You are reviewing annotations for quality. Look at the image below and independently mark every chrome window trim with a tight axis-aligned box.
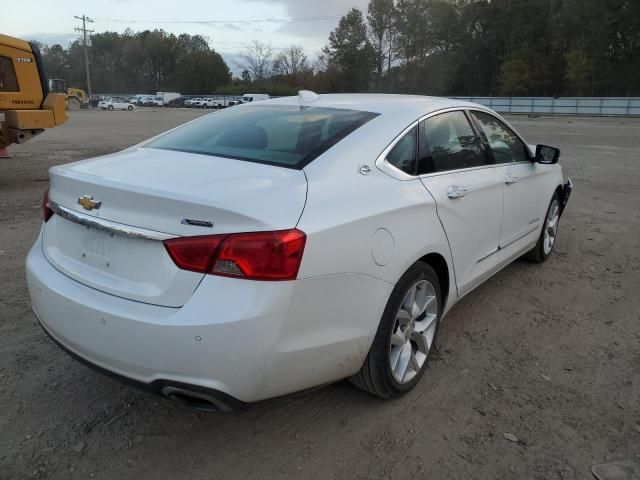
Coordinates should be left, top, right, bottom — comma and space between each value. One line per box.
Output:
376, 106, 534, 181
49, 201, 177, 241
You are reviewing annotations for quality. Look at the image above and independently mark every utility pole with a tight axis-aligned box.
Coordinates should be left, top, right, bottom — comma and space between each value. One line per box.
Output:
74, 15, 94, 98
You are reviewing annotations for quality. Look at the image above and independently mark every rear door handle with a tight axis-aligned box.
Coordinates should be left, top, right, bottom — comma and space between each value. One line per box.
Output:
505, 175, 520, 184
447, 186, 469, 199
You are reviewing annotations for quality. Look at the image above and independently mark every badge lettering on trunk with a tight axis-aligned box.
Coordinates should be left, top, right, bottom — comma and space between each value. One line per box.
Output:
181, 218, 213, 228
78, 195, 102, 211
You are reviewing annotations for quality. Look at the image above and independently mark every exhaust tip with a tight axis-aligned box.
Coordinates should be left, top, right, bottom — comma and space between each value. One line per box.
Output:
161, 386, 234, 413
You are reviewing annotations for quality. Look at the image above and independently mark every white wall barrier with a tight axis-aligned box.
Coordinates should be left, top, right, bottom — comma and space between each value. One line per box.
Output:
451, 96, 640, 116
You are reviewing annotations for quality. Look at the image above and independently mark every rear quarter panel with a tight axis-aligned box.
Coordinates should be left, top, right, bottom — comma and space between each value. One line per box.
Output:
297, 121, 457, 310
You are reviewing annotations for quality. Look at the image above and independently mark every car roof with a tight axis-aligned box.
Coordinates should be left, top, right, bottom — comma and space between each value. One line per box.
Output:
264, 93, 481, 117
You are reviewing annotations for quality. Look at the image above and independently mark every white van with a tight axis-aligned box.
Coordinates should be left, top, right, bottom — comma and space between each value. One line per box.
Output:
157, 92, 181, 104
240, 93, 270, 103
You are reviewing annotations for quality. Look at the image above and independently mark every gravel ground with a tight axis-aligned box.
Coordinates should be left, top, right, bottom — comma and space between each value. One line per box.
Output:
1, 109, 639, 480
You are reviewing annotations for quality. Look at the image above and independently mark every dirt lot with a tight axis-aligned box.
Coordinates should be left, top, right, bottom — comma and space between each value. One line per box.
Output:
1, 109, 639, 480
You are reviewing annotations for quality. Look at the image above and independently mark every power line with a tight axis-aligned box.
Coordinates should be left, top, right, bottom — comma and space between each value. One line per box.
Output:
74, 15, 94, 98
92, 14, 342, 25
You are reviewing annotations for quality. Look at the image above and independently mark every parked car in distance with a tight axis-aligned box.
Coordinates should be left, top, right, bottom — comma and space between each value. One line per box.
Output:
98, 97, 135, 111
142, 96, 163, 107
184, 97, 202, 108
239, 93, 270, 103
192, 98, 220, 109
165, 96, 189, 108
132, 94, 153, 106
192, 98, 208, 108
27, 93, 571, 412
203, 98, 224, 109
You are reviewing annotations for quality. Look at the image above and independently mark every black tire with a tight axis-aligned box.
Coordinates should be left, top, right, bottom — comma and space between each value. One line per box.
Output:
107, 105, 114, 111
127, 105, 133, 111
524, 192, 560, 263
350, 261, 441, 398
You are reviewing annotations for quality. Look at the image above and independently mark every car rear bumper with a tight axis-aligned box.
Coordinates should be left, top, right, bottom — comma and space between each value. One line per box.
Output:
36, 315, 246, 412
26, 230, 391, 405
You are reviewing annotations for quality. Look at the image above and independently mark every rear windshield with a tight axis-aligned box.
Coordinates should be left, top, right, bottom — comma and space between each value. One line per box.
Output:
147, 105, 379, 169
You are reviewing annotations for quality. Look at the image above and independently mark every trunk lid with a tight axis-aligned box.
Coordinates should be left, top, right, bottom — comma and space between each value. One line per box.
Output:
43, 147, 308, 307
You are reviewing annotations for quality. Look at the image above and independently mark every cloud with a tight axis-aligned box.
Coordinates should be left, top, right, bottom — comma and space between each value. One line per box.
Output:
242, 0, 370, 39
25, 33, 79, 47
219, 51, 246, 77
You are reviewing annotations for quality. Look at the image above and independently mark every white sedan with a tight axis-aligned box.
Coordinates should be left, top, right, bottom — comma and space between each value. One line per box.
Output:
98, 97, 135, 111
26, 93, 571, 411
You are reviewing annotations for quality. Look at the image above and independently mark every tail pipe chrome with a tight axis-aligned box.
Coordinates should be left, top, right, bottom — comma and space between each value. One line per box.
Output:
161, 386, 236, 413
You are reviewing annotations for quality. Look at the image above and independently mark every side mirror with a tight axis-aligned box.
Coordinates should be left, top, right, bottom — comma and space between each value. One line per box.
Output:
535, 144, 560, 164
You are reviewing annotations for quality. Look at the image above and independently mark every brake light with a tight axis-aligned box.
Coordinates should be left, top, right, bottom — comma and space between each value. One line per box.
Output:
164, 229, 306, 281
42, 188, 53, 222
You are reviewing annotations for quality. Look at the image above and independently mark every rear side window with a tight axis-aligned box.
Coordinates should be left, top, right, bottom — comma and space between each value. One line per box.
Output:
386, 126, 417, 174
471, 110, 529, 164
418, 111, 487, 174
148, 105, 378, 169
0, 56, 19, 92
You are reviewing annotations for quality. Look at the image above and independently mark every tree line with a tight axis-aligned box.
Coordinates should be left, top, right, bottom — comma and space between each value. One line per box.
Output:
38, 29, 231, 94
37, 0, 639, 97
320, 0, 640, 96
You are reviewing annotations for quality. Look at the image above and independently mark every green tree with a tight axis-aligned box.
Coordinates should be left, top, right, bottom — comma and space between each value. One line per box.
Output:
323, 8, 375, 92
367, 0, 396, 82
498, 55, 531, 96
41, 44, 69, 80
393, 0, 436, 92
564, 48, 592, 96
170, 33, 230, 94
241, 69, 251, 85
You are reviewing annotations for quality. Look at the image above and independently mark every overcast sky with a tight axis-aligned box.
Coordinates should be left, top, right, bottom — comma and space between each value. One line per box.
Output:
1, 0, 369, 74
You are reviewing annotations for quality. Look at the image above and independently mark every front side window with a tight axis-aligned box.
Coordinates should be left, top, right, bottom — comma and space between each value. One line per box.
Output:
148, 105, 378, 169
418, 111, 487, 174
471, 111, 529, 164
0, 56, 19, 92
386, 126, 417, 174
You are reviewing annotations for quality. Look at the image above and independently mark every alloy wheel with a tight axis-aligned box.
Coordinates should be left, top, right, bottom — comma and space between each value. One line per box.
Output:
543, 199, 560, 255
389, 280, 438, 384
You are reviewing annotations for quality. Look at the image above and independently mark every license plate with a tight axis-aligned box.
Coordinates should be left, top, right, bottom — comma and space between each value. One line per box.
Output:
80, 227, 120, 269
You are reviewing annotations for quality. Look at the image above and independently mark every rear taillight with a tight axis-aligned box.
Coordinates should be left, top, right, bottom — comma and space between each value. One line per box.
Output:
42, 188, 53, 222
163, 229, 306, 281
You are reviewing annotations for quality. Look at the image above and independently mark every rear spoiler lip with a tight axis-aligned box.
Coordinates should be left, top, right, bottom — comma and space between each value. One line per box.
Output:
28, 41, 50, 108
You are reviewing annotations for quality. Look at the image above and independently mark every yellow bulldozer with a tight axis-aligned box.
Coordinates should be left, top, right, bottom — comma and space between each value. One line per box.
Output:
49, 78, 89, 110
0, 33, 67, 150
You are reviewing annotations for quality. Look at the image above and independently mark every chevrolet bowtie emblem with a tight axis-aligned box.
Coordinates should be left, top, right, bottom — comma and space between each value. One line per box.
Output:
77, 195, 102, 211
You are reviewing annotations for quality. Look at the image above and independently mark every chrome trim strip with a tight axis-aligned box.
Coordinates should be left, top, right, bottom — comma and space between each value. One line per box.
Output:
376, 106, 468, 181
50, 201, 177, 241
476, 223, 540, 264
499, 224, 539, 250
375, 105, 535, 181
476, 247, 498, 263
466, 108, 534, 158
